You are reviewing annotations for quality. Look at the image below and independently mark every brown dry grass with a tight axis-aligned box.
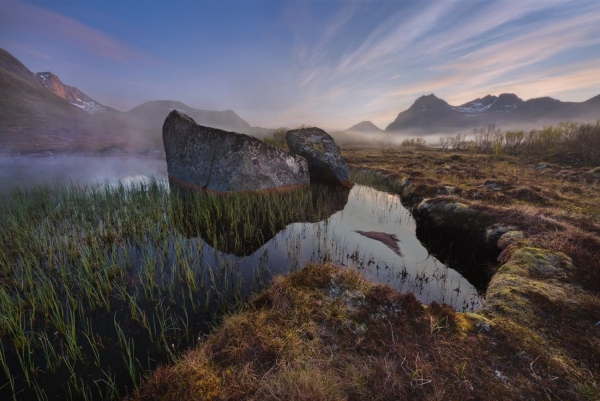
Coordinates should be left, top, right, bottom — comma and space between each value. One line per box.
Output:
132, 147, 600, 400
131, 263, 599, 400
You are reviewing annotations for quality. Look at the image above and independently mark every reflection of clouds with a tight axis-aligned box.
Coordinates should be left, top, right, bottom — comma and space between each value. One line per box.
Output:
152, 182, 482, 311
224, 184, 483, 312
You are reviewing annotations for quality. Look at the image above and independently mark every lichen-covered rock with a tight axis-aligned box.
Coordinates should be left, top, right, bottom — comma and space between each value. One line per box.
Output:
163, 111, 310, 193
285, 127, 352, 188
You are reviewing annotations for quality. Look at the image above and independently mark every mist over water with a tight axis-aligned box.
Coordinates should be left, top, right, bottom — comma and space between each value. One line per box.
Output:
0, 156, 168, 190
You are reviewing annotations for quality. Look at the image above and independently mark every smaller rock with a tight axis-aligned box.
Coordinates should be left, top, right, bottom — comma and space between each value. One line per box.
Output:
0, 148, 12, 157
497, 230, 524, 250
286, 127, 352, 187
438, 186, 456, 195
485, 224, 517, 245
532, 163, 551, 170
484, 180, 504, 191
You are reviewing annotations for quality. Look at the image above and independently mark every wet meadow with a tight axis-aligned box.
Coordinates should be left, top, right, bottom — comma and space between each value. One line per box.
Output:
0, 163, 482, 400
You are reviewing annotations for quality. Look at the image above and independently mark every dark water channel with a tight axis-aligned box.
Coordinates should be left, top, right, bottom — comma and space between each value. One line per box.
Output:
0, 156, 483, 400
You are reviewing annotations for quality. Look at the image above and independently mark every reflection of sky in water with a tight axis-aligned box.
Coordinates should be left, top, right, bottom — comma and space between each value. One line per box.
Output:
0, 157, 482, 310
197, 185, 483, 312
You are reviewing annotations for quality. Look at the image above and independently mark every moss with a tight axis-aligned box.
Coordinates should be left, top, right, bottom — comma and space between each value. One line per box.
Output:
456, 312, 494, 335
312, 142, 326, 153
495, 247, 572, 279
485, 247, 577, 326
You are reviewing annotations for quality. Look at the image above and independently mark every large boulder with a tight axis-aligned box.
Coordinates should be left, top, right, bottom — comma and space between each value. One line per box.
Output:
285, 127, 352, 188
163, 111, 310, 193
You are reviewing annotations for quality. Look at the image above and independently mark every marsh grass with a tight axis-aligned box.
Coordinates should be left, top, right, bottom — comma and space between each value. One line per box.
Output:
0, 180, 347, 400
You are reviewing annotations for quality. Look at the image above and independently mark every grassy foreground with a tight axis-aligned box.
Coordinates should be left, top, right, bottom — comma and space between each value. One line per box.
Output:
132, 147, 600, 400
0, 180, 353, 399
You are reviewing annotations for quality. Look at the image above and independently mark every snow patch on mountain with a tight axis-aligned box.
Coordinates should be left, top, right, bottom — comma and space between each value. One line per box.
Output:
454, 99, 497, 113
71, 101, 106, 115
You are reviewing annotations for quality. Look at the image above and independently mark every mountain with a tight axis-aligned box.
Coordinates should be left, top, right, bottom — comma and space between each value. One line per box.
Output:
0, 48, 44, 87
345, 121, 383, 133
0, 49, 139, 153
126, 100, 252, 135
386, 93, 600, 133
35, 72, 111, 115
0, 48, 265, 154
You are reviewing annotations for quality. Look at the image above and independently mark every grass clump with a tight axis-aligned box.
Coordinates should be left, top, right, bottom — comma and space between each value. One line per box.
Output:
132, 262, 599, 400
130, 264, 473, 400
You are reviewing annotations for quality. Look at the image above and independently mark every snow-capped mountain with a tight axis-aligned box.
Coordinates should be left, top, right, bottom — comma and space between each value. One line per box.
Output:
36, 72, 107, 115
386, 93, 600, 133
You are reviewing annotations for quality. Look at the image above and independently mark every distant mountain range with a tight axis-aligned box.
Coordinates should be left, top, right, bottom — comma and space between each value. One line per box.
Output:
1, 48, 599, 153
384, 93, 600, 134
0, 48, 272, 154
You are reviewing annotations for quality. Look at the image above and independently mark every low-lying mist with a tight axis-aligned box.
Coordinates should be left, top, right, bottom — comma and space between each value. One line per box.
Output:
0, 155, 168, 190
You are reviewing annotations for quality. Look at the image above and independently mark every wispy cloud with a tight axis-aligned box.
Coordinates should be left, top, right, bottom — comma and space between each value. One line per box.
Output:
287, 0, 600, 128
0, 1, 149, 63
19, 47, 53, 60
336, 1, 456, 75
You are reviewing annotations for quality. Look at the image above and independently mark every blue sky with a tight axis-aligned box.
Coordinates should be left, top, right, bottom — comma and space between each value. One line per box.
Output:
1, 0, 600, 130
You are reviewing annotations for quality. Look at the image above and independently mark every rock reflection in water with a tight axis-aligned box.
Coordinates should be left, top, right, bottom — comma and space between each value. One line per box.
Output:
172, 183, 350, 256
177, 184, 483, 311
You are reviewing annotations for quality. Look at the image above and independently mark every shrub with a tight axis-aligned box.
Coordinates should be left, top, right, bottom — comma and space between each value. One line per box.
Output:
264, 128, 289, 151
400, 137, 427, 149
436, 121, 600, 164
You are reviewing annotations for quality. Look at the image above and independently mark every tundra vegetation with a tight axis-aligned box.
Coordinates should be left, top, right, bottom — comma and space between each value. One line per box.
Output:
133, 121, 600, 400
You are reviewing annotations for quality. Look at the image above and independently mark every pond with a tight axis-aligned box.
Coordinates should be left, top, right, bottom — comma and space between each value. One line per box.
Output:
0, 156, 483, 400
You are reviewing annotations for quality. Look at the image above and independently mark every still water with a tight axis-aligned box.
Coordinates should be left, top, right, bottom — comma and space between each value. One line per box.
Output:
0, 156, 482, 399
0, 155, 481, 309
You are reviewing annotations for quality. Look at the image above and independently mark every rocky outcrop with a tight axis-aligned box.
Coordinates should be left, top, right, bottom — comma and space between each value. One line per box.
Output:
285, 127, 352, 188
163, 111, 310, 194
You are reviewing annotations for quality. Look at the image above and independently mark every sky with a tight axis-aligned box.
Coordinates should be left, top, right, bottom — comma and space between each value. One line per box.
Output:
1, 0, 600, 131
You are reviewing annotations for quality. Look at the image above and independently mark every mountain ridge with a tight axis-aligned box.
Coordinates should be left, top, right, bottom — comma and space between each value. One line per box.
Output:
35, 71, 111, 115
385, 92, 599, 133
0, 48, 271, 153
